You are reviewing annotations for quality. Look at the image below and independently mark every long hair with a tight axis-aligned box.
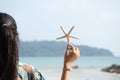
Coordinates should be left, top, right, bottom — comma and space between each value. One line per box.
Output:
0, 12, 19, 80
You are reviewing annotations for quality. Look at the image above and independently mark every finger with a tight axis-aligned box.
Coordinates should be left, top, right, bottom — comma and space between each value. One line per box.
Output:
68, 43, 74, 50
65, 45, 70, 55
65, 49, 70, 56
75, 47, 80, 52
68, 44, 78, 54
67, 44, 71, 50
70, 44, 76, 52
75, 47, 78, 51
75, 47, 80, 57
75, 47, 80, 53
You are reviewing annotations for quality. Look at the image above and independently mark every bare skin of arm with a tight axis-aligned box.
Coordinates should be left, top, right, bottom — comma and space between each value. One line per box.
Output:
61, 44, 80, 80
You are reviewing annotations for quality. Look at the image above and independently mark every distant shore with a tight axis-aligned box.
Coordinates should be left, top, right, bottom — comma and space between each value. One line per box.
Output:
19, 40, 113, 57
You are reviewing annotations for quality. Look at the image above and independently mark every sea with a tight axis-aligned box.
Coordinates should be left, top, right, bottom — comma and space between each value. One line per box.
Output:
20, 57, 120, 80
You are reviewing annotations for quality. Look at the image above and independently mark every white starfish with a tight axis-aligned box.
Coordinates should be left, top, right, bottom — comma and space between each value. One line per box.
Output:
56, 26, 79, 44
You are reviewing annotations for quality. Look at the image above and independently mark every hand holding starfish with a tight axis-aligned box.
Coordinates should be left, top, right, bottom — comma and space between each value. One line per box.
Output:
59, 26, 80, 80
56, 26, 79, 44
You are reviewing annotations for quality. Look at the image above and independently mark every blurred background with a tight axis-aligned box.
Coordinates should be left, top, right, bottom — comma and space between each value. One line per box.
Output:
0, 0, 120, 80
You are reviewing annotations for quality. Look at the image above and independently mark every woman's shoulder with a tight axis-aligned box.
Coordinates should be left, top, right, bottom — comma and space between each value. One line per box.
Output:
18, 62, 45, 80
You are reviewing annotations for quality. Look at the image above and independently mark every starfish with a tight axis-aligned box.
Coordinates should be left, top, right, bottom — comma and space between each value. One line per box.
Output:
56, 26, 79, 44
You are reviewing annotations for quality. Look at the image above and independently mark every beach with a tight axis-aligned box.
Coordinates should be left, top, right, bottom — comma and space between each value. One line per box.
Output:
20, 57, 120, 80
40, 68, 120, 80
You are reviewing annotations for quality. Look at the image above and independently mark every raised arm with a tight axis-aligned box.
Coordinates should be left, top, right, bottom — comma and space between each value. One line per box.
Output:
61, 44, 80, 80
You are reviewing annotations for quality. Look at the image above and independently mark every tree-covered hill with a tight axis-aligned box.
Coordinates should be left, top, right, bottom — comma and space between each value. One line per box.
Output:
19, 40, 113, 57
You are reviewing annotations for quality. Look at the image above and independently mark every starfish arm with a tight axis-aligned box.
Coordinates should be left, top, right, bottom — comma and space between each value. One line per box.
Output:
60, 26, 67, 35
69, 36, 79, 40
67, 37, 70, 44
68, 26, 74, 35
56, 35, 66, 40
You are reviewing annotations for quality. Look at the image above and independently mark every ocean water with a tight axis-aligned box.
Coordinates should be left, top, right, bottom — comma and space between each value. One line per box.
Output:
20, 57, 120, 80
20, 56, 120, 69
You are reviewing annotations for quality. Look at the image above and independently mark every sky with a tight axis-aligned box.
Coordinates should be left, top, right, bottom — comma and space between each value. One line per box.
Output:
0, 0, 120, 56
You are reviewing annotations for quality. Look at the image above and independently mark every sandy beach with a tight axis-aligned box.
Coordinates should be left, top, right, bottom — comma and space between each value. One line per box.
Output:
40, 68, 120, 80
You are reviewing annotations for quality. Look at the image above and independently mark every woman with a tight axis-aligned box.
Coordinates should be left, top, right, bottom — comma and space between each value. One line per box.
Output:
0, 12, 80, 80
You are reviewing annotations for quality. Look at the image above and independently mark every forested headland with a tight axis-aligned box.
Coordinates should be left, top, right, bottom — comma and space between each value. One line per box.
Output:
19, 40, 113, 57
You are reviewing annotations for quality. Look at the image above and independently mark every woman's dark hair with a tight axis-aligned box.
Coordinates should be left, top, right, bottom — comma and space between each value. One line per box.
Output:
0, 12, 19, 80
